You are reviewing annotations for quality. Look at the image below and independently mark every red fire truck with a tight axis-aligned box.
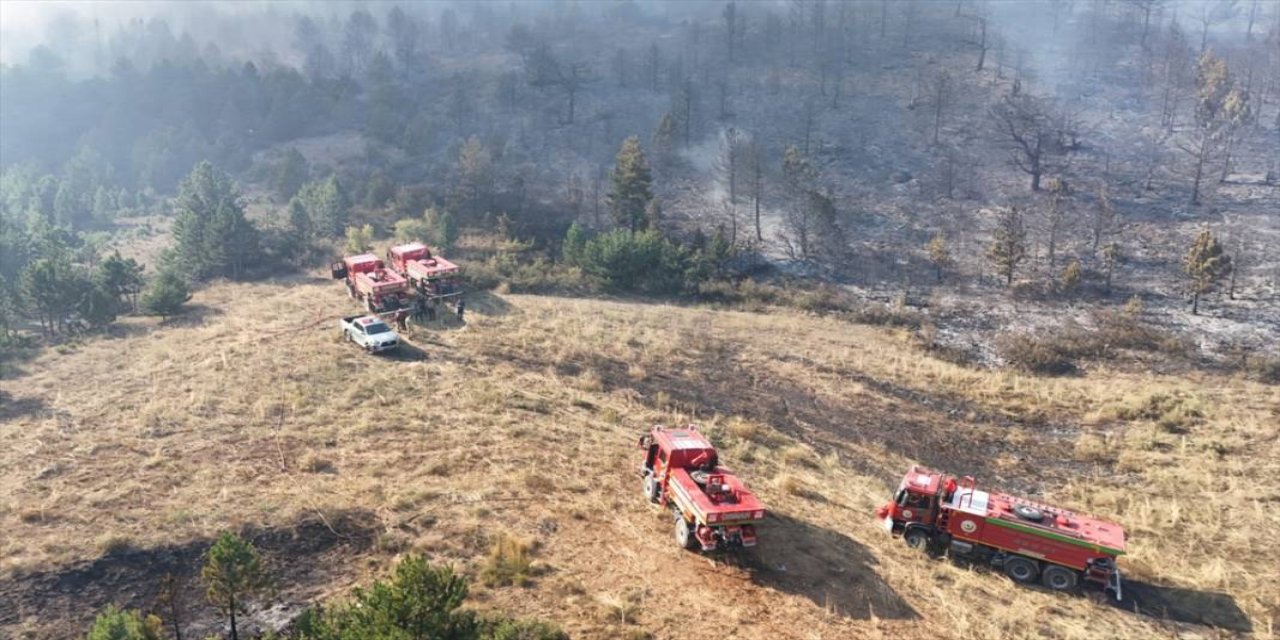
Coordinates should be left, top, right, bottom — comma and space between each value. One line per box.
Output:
330, 254, 412, 312
877, 466, 1125, 599
638, 426, 767, 551
385, 242, 462, 300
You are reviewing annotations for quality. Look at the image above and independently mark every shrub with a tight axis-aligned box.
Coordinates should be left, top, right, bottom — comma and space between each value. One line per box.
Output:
481, 534, 535, 587
481, 618, 569, 640
578, 230, 689, 294
85, 606, 164, 640
998, 334, 1077, 376
296, 555, 475, 639
1250, 357, 1280, 383
140, 269, 191, 320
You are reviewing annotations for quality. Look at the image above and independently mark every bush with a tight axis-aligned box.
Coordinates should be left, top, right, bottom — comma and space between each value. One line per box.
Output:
998, 334, 1077, 375
481, 534, 536, 587
1250, 357, 1280, 383
140, 269, 191, 320
481, 618, 569, 640
86, 606, 164, 640
578, 230, 689, 294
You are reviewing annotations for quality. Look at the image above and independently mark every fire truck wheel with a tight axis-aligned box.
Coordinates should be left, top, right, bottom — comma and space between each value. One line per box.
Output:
1004, 556, 1040, 583
1041, 565, 1078, 591
643, 474, 660, 503
675, 515, 697, 550
903, 528, 930, 550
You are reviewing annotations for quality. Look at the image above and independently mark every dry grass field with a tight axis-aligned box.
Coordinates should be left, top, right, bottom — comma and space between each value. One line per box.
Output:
1, 276, 1276, 639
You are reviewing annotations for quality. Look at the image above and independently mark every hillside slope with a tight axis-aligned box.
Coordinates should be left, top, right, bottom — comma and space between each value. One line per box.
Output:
1, 278, 1276, 639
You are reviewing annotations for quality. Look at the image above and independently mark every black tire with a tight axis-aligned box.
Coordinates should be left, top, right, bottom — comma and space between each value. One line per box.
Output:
1013, 505, 1044, 522
1004, 556, 1040, 583
675, 515, 698, 550
1041, 564, 1079, 591
643, 473, 660, 503
903, 527, 930, 550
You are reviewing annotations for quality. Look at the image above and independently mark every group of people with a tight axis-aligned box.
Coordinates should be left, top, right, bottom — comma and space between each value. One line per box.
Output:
391, 295, 465, 331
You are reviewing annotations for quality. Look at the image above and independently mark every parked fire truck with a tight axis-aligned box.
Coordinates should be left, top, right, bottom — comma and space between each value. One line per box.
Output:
330, 254, 412, 312
638, 426, 766, 551
877, 466, 1125, 599
385, 242, 462, 300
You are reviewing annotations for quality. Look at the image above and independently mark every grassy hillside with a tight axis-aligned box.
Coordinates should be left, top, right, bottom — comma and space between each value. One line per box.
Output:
1, 277, 1276, 639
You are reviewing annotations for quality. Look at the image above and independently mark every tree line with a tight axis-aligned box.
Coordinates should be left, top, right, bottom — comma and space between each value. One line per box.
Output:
84, 531, 565, 640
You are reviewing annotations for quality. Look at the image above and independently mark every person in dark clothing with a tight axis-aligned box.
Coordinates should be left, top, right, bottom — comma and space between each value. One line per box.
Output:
455, 299, 465, 321
413, 296, 427, 323
426, 298, 437, 321
394, 309, 409, 331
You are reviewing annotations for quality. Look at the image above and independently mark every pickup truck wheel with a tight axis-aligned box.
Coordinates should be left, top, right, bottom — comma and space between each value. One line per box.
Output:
643, 474, 660, 503
675, 515, 697, 550
1041, 565, 1078, 591
1004, 556, 1040, 583
903, 527, 930, 551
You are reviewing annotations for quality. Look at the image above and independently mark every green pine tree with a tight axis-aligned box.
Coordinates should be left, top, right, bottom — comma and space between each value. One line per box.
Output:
987, 206, 1028, 287
1183, 229, 1231, 314
202, 532, 272, 640
607, 137, 654, 232
172, 161, 260, 280
562, 222, 588, 266
140, 269, 191, 321
85, 606, 164, 640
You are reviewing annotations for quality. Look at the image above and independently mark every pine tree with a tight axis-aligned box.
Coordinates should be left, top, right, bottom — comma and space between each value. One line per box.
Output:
272, 148, 309, 201
607, 137, 654, 232
202, 532, 272, 640
987, 206, 1028, 287
296, 176, 349, 237
85, 606, 164, 640
562, 222, 588, 266
141, 269, 191, 321
651, 112, 679, 170
1183, 228, 1231, 314
1061, 258, 1082, 293
1101, 241, 1120, 295
927, 231, 952, 282
172, 161, 260, 280
344, 224, 375, 255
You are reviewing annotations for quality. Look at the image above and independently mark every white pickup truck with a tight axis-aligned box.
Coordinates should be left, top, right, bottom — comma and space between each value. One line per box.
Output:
340, 315, 400, 353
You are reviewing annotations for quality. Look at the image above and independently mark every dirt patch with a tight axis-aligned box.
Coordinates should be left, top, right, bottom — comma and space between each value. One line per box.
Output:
0, 510, 379, 640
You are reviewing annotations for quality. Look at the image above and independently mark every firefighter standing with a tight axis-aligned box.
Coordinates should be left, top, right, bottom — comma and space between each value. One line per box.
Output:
394, 308, 409, 332
455, 299, 465, 321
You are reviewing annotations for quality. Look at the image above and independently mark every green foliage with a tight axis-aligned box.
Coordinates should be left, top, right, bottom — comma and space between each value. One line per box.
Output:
424, 208, 459, 252
85, 606, 164, 640
295, 555, 564, 640
96, 251, 145, 312
1183, 229, 1231, 314
296, 555, 475, 640
578, 230, 688, 294
296, 176, 350, 237
202, 532, 272, 640
987, 206, 1028, 286
171, 161, 261, 280
480, 534, 535, 587
480, 619, 568, 640
272, 148, 310, 201
141, 269, 191, 320
394, 217, 434, 244
607, 137, 654, 232
344, 224, 375, 255
561, 222, 587, 266
927, 231, 951, 282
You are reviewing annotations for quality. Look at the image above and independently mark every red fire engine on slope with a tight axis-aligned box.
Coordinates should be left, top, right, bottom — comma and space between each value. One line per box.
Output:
638, 426, 767, 551
385, 242, 463, 300
330, 254, 412, 313
877, 466, 1126, 599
